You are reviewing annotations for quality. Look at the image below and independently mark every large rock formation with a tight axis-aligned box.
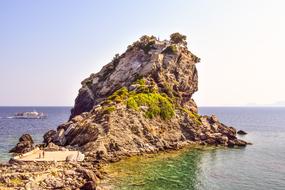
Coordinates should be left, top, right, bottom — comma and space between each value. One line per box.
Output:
45, 33, 249, 162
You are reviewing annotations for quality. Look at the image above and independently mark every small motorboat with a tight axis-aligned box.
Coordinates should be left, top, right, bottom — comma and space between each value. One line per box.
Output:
13, 111, 47, 119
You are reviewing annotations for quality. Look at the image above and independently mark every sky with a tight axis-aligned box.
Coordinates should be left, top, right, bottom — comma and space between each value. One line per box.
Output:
0, 0, 285, 106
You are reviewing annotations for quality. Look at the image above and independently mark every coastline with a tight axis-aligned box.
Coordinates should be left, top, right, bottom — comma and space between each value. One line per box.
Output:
0, 142, 241, 189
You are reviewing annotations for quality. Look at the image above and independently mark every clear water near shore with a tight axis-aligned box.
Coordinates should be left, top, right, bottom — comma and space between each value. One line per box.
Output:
101, 107, 285, 190
0, 107, 285, 190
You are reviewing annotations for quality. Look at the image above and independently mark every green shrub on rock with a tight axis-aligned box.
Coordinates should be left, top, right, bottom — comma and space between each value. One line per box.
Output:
127, 93, 174, 120
126, 97, 139, 110
129, 35, 157, 54
102, 106, 116, 114
170, 32, 187, 45
162, 45, 178, 54
135, 78, 146, 86
180, 108, 202, 125
105, 79, 175, 120
10, 178, 23, 186
141, 40, 156, 54
108, 87, 129, 103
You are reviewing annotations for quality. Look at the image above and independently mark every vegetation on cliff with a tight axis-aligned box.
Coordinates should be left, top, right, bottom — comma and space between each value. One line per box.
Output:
126, 93, 174, 120
103, 79, 175, 120
170, 32, 187, 45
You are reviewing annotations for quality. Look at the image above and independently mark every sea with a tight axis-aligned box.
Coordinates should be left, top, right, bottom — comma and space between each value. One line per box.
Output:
0, 107, 71, 162
0, 107, 285, 190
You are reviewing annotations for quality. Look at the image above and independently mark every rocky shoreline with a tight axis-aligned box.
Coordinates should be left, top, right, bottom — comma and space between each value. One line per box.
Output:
0, 160, 103, 189
0, 33, 250, 190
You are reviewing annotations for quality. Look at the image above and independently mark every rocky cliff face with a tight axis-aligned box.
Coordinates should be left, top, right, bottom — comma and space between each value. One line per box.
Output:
45, 33, 248, 162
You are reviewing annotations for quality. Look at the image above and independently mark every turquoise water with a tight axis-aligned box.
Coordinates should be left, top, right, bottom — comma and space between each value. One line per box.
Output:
102, 107, 285, 190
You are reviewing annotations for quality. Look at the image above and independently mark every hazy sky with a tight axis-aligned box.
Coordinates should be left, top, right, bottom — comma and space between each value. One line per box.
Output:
0, 0, 285, 106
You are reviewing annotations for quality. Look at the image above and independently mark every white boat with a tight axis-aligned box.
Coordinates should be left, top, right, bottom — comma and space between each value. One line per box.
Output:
13, 111, 47, 119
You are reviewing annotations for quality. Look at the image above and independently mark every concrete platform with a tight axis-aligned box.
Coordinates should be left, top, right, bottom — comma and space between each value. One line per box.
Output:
13, 148, 84, 162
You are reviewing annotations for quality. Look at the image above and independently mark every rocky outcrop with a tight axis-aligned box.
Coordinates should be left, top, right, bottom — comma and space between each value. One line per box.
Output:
9, 134, 34, 154
45, 33, 249, 164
